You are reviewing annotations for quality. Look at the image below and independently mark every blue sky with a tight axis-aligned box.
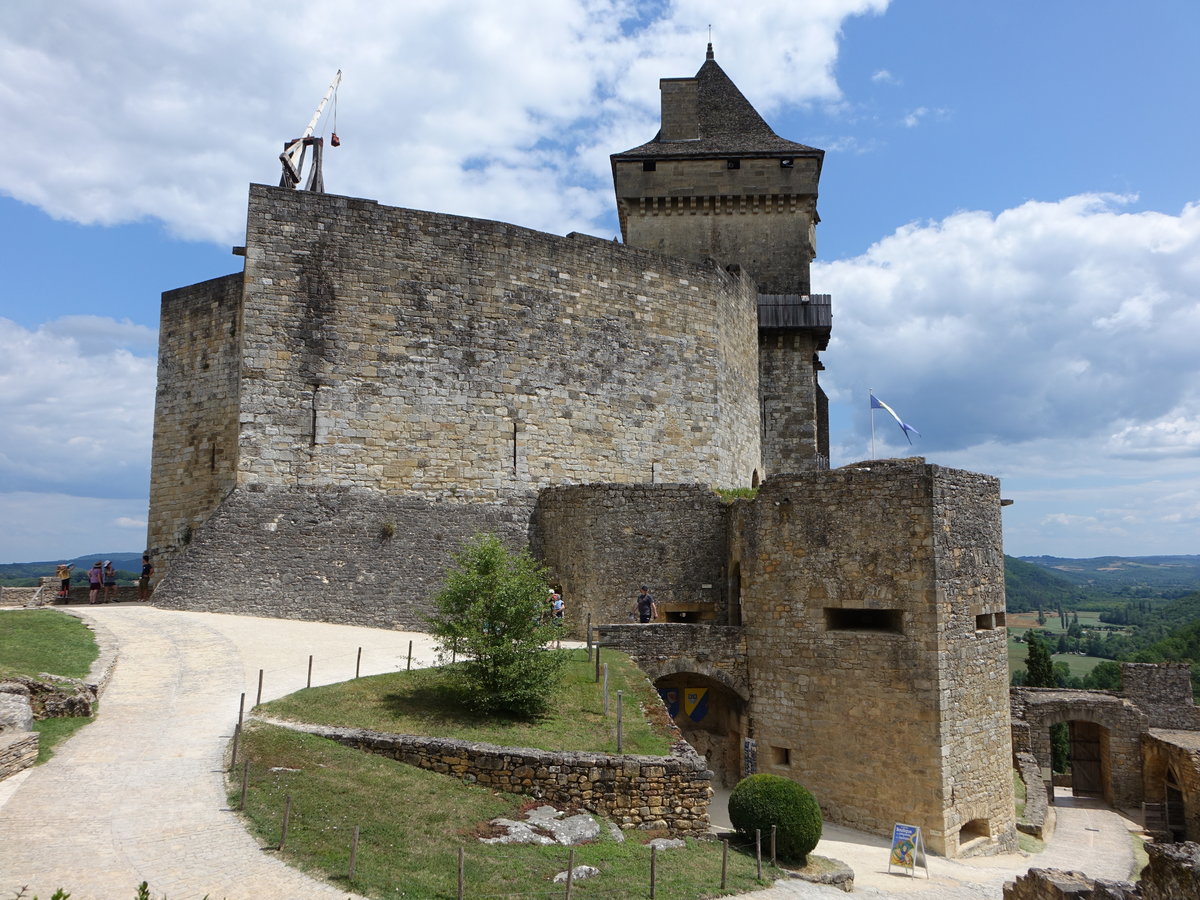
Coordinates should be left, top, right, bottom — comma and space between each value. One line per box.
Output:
2, 0, 1198, 563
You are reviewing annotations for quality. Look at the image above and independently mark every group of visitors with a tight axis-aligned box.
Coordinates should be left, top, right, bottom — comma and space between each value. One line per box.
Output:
56, 555, 154, 604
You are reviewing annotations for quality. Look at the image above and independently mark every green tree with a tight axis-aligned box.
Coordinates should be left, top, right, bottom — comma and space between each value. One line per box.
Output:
1025, 634, 1056, 688
426, 533, 565, 718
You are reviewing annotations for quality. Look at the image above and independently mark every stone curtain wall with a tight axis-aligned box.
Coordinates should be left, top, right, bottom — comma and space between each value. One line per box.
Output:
596, 624, 750, 701
235, 185, 762, 497
148, 273, 244, 570
152, 486, 536, 628
276, 722, 713, 836
732, 460, 1014, 857
1003, 842, 1200, 900
533, 484, 732, 628
1122, 663, 1200, 730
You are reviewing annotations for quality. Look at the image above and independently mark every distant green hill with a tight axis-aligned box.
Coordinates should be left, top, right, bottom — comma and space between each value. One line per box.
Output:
1004, 557, 1083, 612
1019, 555, 1200, 598
0, 552, 144, 587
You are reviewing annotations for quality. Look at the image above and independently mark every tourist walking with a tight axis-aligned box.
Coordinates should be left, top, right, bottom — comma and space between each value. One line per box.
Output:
550, 589, 564, 648
636, 585, 656, 623
87, 561, 104, 604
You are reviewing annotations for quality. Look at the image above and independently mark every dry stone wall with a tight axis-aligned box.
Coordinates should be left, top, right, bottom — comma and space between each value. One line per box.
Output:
272, 721, 713, 836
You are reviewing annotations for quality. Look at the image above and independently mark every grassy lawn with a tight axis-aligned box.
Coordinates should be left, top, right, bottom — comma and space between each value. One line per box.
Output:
0, 609, 98, 680
258, 648, 673, 756
0, 608, 99, 762
233, 721, 767, 899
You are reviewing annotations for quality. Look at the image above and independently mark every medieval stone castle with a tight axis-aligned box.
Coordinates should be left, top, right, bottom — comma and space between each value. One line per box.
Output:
149, 46, 1020, 857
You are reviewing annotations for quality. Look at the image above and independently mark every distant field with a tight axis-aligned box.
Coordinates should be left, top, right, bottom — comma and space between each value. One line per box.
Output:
1007, 632, 1107, 678
1007, 611, 1115, 634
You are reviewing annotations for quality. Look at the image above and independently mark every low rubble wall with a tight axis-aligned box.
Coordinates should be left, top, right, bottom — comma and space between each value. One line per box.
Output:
260, 719, 713, 836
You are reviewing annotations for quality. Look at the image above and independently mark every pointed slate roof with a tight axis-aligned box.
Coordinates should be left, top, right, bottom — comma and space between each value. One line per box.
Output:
612, 47, 823, 160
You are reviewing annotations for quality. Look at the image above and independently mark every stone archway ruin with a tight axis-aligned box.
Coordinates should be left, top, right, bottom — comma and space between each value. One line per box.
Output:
653, 672, 748, 788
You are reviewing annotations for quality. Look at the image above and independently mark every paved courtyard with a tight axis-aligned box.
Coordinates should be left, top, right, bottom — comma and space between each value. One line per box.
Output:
0, 606, 1145, 899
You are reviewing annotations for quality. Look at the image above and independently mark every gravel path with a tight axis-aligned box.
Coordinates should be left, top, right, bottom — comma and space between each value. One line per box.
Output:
0, 605, 440, 900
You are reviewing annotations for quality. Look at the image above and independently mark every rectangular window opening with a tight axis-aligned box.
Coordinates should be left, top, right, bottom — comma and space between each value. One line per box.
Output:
780, 158, 794, 168
642, 160, 657, 172
824, 607, 903, 634
771, 746, 791, 767
726, 158, 741, 169
975, 613, 995, 631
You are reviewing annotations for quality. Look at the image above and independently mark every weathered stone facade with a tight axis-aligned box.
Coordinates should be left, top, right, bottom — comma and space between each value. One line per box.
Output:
533, 484, 732, 629
268, 720, 713, 836
151, 186, 763, 609
730, 460, 1015, 857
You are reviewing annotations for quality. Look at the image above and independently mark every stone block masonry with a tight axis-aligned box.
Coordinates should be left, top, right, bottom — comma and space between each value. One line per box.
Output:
151, 185, 765, 624
731, 460, 1015, 856
235, 185, 761, 499
533, 483, 732, 630
148, 273, 243, 578
153, 485, 537, 629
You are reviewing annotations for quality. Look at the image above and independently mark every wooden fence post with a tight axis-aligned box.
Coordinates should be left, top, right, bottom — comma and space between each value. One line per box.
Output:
458, 846, 465, 900
650, 844, 657, 899
616, 690, 623, 753
348, 825, 360, 880
279, 794, 292, 851
256, 668, 264, 706
307, 654, 313, 689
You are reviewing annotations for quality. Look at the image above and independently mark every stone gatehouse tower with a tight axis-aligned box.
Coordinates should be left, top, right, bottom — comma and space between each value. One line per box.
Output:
148, 48, 1014, 856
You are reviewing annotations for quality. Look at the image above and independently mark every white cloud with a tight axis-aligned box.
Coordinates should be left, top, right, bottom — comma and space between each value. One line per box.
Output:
0, 492, 151, 563
818, 194, 1200, 556
0, 317, 155, 499
871, 69, 897, 84
1, 0, 889, 244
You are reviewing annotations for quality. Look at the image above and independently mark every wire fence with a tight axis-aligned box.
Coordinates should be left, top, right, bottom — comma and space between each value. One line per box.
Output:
250, 789, 774, 900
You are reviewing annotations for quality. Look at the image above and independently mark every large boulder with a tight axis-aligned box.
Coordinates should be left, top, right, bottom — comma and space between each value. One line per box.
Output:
0, 683, 34, 733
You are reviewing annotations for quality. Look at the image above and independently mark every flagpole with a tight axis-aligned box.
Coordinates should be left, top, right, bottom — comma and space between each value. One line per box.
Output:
869, 388, 876, 459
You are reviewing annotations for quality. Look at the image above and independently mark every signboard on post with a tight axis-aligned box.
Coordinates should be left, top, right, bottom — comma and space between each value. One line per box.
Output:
887, 823, 928, 877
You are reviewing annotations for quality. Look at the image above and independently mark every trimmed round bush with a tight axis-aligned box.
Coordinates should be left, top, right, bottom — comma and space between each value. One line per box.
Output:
727, 774, 823, 865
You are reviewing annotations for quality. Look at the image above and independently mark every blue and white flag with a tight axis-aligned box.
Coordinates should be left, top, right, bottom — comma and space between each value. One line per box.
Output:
870, 393, 920, 444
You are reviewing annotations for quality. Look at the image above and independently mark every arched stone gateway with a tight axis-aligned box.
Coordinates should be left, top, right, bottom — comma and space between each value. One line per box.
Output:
1010, 664, 1200, 832
653, 672, 749, 788
1010, 688, 1146, 809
